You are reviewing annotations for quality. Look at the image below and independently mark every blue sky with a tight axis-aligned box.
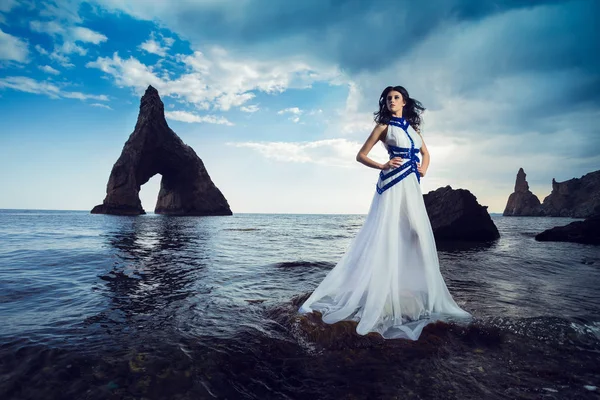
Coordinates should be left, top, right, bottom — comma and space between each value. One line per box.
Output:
0, 0, 598, 214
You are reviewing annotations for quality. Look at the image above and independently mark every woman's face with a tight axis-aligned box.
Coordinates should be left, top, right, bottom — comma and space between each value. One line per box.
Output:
386, 90, 405, 113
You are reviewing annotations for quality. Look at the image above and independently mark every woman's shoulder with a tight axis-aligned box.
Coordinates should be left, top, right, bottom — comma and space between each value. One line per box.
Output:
370, 123, 389, 142
408, 123, 422, 136
372, 122, 389, 133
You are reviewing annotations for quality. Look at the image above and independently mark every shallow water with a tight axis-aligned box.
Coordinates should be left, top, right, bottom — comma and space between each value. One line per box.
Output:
0, 210, 599, 399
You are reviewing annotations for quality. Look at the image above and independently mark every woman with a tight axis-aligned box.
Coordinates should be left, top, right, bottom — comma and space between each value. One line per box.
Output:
299, 86, 470, 340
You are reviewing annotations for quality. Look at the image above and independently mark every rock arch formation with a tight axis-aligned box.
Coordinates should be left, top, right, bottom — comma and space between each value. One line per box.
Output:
91, 86, 232, 216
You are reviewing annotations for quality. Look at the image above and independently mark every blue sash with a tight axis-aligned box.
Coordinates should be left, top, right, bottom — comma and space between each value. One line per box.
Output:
376, 118, 420, 194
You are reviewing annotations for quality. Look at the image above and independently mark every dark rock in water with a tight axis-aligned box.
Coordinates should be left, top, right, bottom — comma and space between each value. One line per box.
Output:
91, 86, 232, 216
423, 186, 500, 241
535, 214, 600, 245
503, 168, 543, 216
540, 170, 600, 218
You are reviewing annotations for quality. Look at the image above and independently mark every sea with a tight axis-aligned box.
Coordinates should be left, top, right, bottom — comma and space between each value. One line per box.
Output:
0, 209, 599, 400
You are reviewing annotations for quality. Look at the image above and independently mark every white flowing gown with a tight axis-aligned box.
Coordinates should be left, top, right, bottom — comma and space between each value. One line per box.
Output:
299, 116, 470, 340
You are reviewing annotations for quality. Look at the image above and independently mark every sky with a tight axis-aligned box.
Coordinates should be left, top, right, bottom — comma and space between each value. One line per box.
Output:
0, 0, 598, 214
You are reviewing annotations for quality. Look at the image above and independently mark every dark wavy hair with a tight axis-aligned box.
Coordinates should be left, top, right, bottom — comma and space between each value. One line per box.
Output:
374, 86, 425, 132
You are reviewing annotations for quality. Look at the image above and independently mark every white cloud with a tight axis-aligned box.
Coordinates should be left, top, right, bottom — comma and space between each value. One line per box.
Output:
240, 104, 259, 113
87, 48, 342, 111
214, 91, 255, 111
278, 107, 303, 115
165, 110, 234, 125
70, 26, 107, 44
336, 82, 375, 135
0, 76, 108, 101
49, 50, 75, 68
278, 107, 304, 123
35, 44, 49, 55
138, 32, 172, 57
90, 102, 112, 109
86, 52, 162, 87
162, 36, 175, 47
229, 138, 387, 168
30, 21, 108, 45
29, 20, 107, 67
39, 65, 60, 75
0, 0, 19, 13
38, 0, 83, 24
0, 28, 29, 63
139, 38, 167, 57
58, 40, 87, 56
0, 0, 18, 25
62, 91, 108, 101
29, 20, 66, 36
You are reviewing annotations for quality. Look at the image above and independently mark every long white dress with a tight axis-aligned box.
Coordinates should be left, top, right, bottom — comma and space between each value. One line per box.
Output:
299, 116, 470, 340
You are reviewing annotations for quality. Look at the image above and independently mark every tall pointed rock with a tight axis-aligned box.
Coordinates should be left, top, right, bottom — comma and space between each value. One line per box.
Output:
91, 86, 232, 216
503, 168, 542, 216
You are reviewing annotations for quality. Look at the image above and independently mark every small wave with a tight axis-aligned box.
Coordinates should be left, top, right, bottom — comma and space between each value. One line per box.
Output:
223, 228, 260, 231
520, 232, 538, 238
570, 320, 600, 343
98, 270, 139, 282
274, 261, 334, 269
482, 315, 600, 348
311, 234, 350, 240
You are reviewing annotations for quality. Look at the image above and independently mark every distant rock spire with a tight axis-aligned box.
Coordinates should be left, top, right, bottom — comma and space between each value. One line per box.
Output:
514, 167, 529, 192
503, 168, 542, 216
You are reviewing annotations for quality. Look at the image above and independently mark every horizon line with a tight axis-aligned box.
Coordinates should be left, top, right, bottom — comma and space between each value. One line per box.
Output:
0, 208, 506, 215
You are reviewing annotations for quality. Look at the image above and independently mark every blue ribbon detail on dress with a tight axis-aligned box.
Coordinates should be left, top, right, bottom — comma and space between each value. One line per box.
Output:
376, 117, 421, 194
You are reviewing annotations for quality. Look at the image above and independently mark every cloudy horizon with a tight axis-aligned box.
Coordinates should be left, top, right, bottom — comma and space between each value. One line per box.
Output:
1, 0, 598, 214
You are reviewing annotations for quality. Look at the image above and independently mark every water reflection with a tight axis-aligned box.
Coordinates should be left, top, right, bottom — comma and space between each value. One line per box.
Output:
435, 240, 498, 253
88, 216, 211, 337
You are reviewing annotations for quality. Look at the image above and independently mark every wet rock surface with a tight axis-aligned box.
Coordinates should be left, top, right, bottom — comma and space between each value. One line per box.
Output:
424, 186, 500, 241
536, 214, 600, 245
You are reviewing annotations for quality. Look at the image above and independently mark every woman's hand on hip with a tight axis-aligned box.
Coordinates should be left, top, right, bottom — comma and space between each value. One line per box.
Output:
383, 157, 403, 170
417, 163, 426, 177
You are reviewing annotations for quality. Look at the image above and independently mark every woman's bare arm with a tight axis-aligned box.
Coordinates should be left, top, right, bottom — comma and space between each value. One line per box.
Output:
356, 124, 402, 170
417, 132, 430, 177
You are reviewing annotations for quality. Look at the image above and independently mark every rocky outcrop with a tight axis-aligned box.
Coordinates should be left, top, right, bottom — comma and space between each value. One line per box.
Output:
423, 186, 500, 241
502, 169, 600, 218
540, 170, 600, 218
503, 168, 542, 216
535, 214, 600, 245
91, 86, 232, 216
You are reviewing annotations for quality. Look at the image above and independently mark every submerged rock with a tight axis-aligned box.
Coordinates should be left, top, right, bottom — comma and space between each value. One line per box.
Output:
503, 168, 543, 216
91, 86, 232, 216
423, 186, 500, 241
